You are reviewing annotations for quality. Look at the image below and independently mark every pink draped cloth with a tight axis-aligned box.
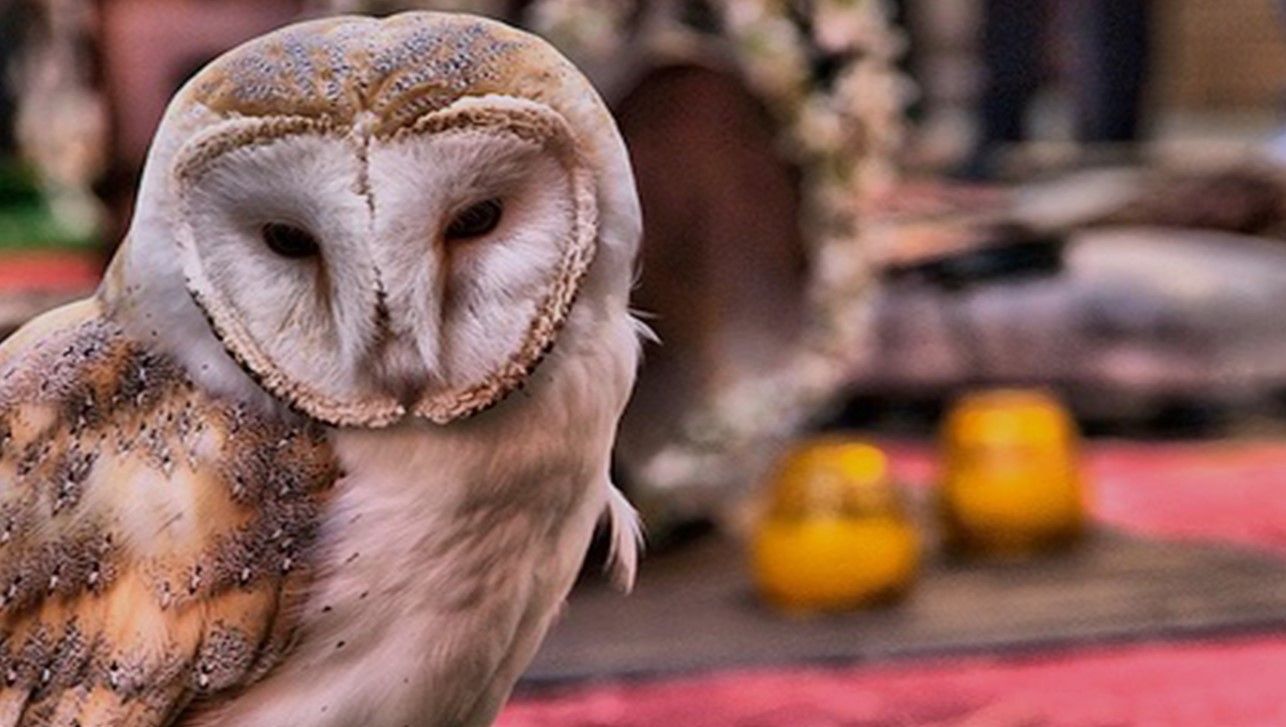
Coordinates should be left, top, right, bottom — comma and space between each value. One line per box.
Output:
500, 636, 1286, 726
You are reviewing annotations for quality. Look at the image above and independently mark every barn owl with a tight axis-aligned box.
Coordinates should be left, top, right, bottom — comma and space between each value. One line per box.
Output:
0, 11, 642, 727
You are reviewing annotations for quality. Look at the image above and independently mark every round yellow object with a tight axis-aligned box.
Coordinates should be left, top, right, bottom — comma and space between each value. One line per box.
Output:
753, 515, 919, 612
752, 439, 920, 612
940, 388, 1087, 556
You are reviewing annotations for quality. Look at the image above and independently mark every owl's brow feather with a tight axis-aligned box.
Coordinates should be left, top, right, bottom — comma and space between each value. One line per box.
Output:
187, 14, 530, 134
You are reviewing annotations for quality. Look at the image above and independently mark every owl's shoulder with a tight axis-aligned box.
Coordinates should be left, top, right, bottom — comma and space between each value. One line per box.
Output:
0, 299, 341, 725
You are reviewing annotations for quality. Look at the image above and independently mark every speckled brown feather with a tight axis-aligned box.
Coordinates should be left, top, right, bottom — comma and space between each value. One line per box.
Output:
0, 301, 339, 726
185, 14, 563, 135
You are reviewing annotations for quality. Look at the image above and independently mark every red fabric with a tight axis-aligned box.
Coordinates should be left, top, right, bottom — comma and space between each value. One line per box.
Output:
501, 442, 1286, 726
0, 251, 101, 293
1087, 442, 1286, 555
499, 636, 1286, 726
883, 440, 1286, 554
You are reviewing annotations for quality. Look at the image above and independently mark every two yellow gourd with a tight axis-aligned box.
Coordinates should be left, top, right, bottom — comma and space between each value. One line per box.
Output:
752, 389, 1087, 613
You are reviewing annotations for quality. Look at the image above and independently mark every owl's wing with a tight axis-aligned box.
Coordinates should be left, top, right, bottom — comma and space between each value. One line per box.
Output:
0, 300, 339, 727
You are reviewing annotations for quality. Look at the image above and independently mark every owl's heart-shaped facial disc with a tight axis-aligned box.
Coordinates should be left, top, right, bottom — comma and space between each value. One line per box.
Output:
173, 98, 598, 428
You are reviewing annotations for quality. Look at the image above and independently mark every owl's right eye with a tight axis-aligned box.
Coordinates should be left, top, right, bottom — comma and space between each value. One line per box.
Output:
261, 223, 321, 259
444, 199, 504, 241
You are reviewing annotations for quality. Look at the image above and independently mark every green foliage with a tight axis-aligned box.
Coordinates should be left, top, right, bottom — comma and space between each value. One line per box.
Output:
0, 157, 96, 250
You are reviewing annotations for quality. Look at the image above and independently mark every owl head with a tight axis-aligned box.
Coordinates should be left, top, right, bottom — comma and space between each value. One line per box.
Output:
105, 12, 641, 427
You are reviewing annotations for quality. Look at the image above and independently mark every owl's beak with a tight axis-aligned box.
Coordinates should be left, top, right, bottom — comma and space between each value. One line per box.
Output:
365, 263, 446, 407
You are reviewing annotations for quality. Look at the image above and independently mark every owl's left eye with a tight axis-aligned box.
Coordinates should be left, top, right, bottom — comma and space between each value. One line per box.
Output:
261, 222, 321, 259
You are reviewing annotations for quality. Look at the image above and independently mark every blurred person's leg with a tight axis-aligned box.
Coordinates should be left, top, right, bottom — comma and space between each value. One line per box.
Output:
889, 0, 925, 123
1071, 0, 1151, 145
1272, 0, 1286, 164
0, 1, 34, 155
962, 0, 1051, 179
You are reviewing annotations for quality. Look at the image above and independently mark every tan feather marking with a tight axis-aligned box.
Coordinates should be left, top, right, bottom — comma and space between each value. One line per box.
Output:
186, 14, 531, 134
0, 303, 339, 726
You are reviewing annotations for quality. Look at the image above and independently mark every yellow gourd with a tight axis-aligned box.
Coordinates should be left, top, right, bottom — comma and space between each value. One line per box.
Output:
940, 388, 1087, 556
752, 440, 919, 613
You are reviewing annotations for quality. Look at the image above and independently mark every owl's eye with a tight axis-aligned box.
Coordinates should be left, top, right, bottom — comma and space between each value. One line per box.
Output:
261, 222, 320, 259
445, 199, 503, 241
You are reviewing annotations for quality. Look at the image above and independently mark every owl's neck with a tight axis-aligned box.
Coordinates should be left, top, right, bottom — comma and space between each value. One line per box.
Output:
100, 236, 300, 422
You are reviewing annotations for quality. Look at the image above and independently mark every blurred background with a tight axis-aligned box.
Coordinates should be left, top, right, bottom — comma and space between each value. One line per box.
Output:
1, 1, 1285, 724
